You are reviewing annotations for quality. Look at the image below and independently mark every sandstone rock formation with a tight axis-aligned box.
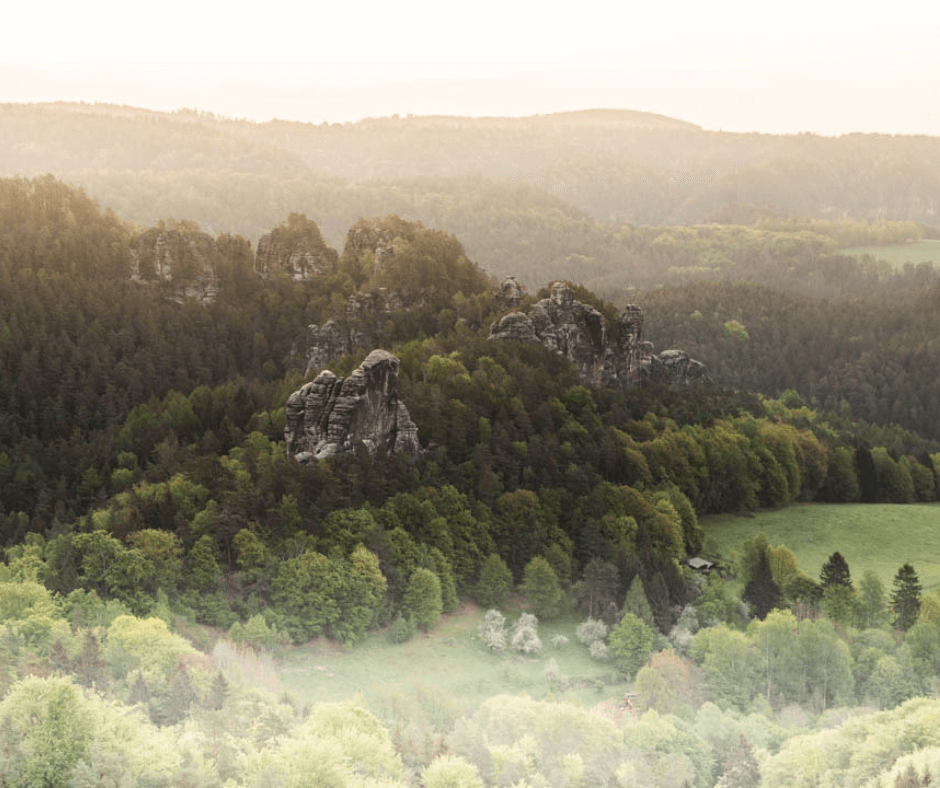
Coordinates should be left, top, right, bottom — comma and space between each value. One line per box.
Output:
285, 350, 420, 461
343, 219, 398, 275
497, 276, 527, 310
128, 224, 221, 304
304, 289, 413, 376
488, 281, 706, 389
255, 214, 338, 280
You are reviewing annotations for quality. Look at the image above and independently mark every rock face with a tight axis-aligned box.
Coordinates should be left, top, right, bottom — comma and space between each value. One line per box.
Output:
488, 281, 707, 388
285, 350, 420, 461
343, 220, 398, 275
128, 225, 221, 304
255, 214, 338, 280
255, 234, 337, 280
647, 349, 709, 385
497, 276, 527, 310
305, 289, 414, 376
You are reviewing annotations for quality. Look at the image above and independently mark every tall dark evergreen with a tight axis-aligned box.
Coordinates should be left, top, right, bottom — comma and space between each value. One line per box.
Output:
743, 551, 782, 620
855, 445, 879, 503
820, 551, 853, 590
891, 563, 922, 631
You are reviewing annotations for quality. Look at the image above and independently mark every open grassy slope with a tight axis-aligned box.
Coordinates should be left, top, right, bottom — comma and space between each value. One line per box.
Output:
276, 603, 629, 727
702, 503, 940, 592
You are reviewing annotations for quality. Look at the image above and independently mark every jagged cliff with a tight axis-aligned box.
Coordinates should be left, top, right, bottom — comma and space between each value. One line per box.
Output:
255, 213, 338, 280
488, 280, 707, 388
305, 289, 413, 376
128, 223, 222, 304
285, 349, 420, 461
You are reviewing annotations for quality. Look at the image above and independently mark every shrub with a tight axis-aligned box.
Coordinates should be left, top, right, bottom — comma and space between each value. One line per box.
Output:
576, 617, 608, 647
589, 640, 609, 661
510, 613, 542, 655
551, 634, 569, 649
478, 609, 507, 651
388, 613, 415, 644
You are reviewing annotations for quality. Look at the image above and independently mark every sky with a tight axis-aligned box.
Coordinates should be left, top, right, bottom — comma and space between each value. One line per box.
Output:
5, 1, 940, 135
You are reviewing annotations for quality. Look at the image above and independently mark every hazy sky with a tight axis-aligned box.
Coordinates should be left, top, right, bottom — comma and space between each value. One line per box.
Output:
5, 1, 940, 135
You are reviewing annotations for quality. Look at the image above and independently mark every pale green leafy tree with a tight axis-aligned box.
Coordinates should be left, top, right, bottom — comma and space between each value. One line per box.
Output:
608, 612, 654, 678
104, 614, 197, 685
0, 676, 92, 788
402, 567, 443, 632
747, 609, 800, 707
520, 556, 563, 619
422, 754, 485, 788
690, 625, 757, 710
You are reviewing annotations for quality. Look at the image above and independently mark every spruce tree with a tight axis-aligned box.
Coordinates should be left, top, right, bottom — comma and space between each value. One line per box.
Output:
891, 563, 922, 631
820, 551, 853, 590
743, 551, 782, 620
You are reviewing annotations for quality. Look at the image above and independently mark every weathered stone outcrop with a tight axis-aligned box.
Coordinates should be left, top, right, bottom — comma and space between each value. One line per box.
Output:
128, 225, 221, 304
488, 280, 707, 389
305, 289, 414, 376
343, 220, 397, 275
255, 234, 337, 280
496, 276, 527, 310
286, 350, 420, 461
647, 348, 709, 385
255, 214, 338, 280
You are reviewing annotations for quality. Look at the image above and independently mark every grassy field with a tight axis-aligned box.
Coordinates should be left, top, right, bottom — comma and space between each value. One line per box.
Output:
275, 603, 629, 728
841, 240, 940, 268
702, 503, 940, 592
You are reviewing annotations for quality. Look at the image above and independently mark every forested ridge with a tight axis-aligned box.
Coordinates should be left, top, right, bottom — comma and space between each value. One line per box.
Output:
2, 168, 940, 787
5, 101, 940, 296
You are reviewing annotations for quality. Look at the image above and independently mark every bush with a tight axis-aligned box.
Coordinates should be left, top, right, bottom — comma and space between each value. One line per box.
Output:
589, 640, 609, 661
576, 617, 608, 647
551, 634, 569, 649
478, 609, 507, 651
388, 613, 415, 644
510, 612, 542, 655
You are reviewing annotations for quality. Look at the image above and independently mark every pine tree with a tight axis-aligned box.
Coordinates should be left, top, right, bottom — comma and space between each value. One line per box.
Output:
743, 551, 782, 620
820, 551, 853, 590
891, 563, 922, 631
856, 444, 879, 503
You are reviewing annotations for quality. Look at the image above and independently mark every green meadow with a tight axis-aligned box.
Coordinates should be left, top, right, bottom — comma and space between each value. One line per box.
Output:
702, 502, 940, 592
275, 604, 629, 725
841, 239, 940, 268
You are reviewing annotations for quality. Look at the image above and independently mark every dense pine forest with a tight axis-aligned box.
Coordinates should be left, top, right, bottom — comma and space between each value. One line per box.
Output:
2, 103, 940, 787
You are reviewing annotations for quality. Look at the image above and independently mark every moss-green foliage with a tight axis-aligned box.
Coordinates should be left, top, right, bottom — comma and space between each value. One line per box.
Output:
520, 556, 563, 620
402, 568, 443, 632
608, 612, 654, 677
474, 554, 513, 610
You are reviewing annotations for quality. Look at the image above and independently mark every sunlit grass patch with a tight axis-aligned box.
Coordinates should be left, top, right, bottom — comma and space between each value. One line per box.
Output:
702, 502, 940, 592
275, 602, 628, 728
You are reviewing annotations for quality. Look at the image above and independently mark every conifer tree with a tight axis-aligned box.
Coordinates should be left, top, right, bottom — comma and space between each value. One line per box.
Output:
743, 551, 782, 620
820, 551, 853, 590
622, 575, 655, 629
892, 563, 922, 631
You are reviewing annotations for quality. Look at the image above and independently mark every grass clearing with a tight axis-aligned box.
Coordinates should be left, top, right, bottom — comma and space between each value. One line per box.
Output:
276, 602, 628, 727
841, 240, 940, 268
702, 502, 940, 592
